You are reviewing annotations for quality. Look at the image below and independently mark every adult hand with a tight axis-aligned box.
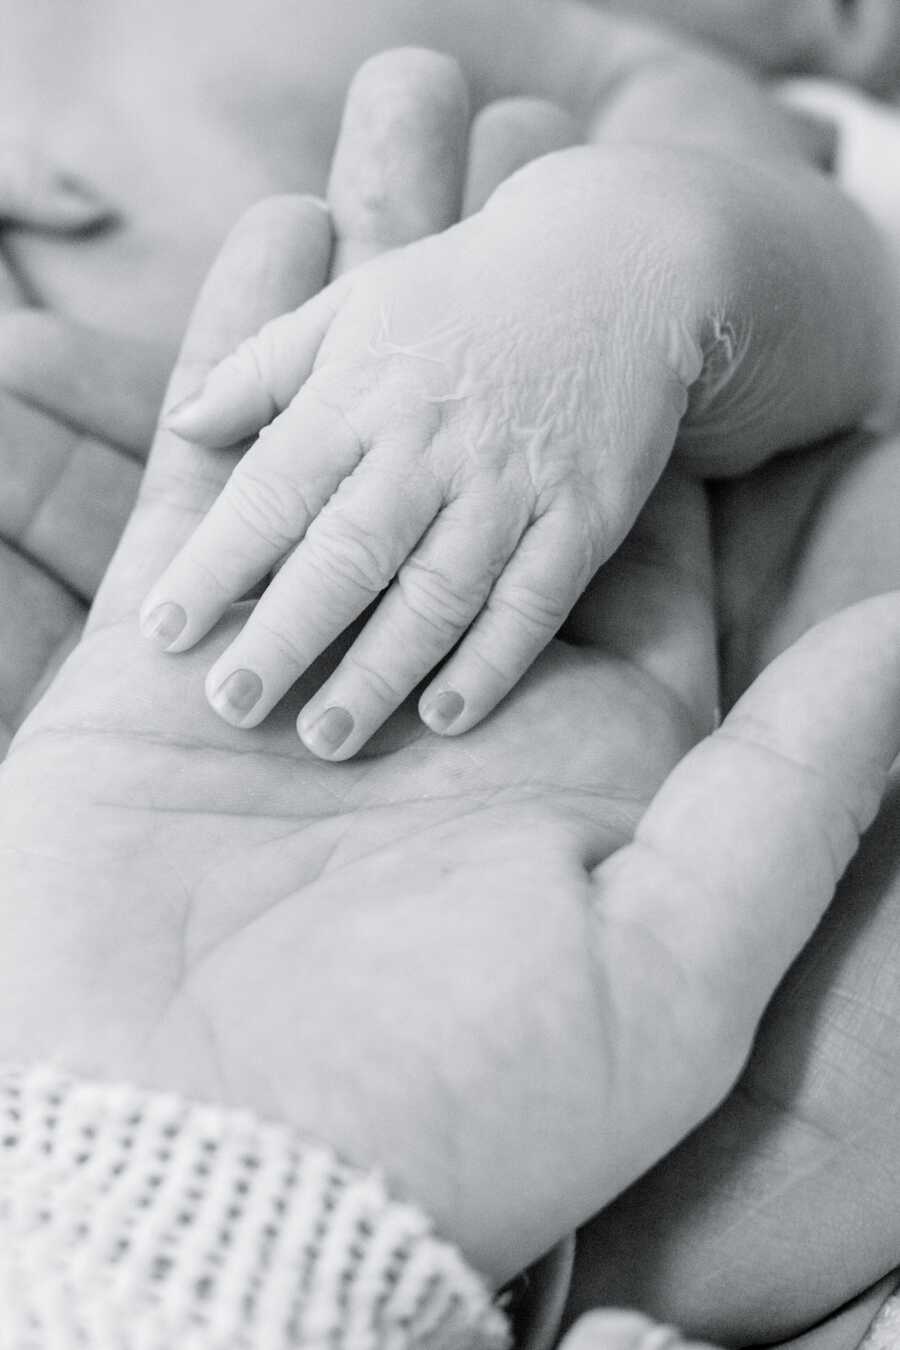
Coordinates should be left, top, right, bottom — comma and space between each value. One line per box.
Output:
0, 147, 168, 752
568, 424, 900, 1348
0, 313, 167, 752
2, 53, 900, 1302
566, 93, 900, 1350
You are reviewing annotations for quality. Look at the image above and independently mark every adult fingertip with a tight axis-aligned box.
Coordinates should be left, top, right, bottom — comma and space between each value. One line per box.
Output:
464, 98, 581, 215
328, 46, 470, 269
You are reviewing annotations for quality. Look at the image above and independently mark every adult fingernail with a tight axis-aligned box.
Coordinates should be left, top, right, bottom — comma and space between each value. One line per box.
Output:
209, 669, 263, 721
422, 689, 465, 732
302, 706, 355, 756
140, 601, 187, 648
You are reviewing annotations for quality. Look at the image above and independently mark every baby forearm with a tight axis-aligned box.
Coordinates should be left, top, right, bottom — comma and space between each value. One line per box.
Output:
489, 140, 898, 474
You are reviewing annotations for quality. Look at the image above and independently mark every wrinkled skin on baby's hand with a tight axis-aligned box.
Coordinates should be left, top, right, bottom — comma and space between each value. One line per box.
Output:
150, 143, 891, 761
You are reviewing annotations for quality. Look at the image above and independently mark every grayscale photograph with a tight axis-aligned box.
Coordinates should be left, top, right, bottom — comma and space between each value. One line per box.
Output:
1, 2, 900, 1347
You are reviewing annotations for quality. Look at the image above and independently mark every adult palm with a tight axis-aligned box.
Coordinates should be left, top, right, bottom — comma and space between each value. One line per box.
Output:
0, 152, 722, 1283
3, 71, 900, 1305
3, 54, 900, 1343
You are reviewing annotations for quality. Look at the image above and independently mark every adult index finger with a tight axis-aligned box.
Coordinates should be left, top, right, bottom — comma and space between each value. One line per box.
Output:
88, 194, 333, 632
327, 48, 470, 277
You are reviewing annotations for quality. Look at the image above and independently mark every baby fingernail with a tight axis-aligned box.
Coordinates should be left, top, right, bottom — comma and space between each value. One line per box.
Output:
165, 382, 206, 427
303, 706, 354, 755
422, 689, 465, 732
141, 601, 187, 648
210, 668, 263, 720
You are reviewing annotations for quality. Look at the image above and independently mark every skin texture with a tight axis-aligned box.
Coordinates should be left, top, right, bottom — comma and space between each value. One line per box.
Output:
602, 0, 900, 92
2, 37, 900, 1350
147, 135, 891, 760
564, 86, 900, 1349
0, 0, 815, 351
3, 78, 900, 1314
0, 160, 168, 753
0, 0, 820, 757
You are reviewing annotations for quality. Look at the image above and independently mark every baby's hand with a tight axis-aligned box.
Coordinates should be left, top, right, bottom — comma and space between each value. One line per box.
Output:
144, 149, 703, 757
146, 146, 893, 758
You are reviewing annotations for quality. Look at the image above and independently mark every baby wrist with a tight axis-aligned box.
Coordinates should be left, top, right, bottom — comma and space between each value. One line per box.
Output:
0, 1063, 509, 1350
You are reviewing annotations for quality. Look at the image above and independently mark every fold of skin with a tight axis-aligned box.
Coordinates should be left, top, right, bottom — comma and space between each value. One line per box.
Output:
602, 0, 900, 92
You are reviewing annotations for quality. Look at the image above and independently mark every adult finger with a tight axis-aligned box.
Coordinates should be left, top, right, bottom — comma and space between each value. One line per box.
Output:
0, 539, 83, 756
585, 592, 900, 1188
167, 49, 476, 452
0, 311, 168, 458
89, 194, 333, 631
327, 48, 470, 277
463, 98, 581, 216
0, 392, 142, 600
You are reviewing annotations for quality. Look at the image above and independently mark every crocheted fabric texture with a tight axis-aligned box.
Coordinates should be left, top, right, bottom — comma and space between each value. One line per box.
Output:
0, 1064, 509, 1350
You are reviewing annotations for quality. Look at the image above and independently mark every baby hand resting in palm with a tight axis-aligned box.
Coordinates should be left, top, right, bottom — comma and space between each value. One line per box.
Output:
145, 138, 898, 759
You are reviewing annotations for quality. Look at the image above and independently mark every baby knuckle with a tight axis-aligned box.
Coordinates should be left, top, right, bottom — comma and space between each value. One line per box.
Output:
490, 581, 568, 636
223, 465, 311, 553
397, 559, 476, 639
340, 650, 405, 706
464, 639, 520, 687
246, 610, 312, 672
305, 519, 395, 596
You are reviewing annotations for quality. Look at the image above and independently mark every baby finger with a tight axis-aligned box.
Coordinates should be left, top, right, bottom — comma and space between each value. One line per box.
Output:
296, 502, 516, 758
165, 270, 349, 448
203, 448, 442, 729
419, 508, 592, 735
141, 381, 365, 652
